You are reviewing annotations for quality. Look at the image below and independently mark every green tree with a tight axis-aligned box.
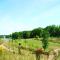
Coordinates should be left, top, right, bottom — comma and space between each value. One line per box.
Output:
42, 30, 50, 51
30, 27, 43, 38
22, 31, 31, 39
45, 25, 60, 37
12, 32, 19, 40
5, 35, 11, 38
18, 32, 23, 39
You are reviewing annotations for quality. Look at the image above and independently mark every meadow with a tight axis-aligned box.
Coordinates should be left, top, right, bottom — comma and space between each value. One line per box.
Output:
0, 38, 60, 60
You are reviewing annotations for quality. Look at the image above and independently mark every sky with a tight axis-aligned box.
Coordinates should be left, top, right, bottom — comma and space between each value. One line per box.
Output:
0, 0, 60, 35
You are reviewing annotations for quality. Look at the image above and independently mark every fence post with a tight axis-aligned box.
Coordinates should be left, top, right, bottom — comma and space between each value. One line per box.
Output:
36, 54, 41, 60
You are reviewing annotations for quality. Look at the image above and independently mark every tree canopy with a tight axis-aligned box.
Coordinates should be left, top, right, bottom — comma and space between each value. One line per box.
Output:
4, 25, 60, 39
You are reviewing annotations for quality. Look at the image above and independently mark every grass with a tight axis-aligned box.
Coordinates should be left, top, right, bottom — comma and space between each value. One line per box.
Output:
0, 50, 35, 60
0, 38, 60, 60
7, 38, 60, 51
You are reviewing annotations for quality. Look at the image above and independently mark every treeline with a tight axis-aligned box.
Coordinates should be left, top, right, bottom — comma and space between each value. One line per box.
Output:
9, 25, 60, 39
0, 25, 59, 39
0, 35, 11, 38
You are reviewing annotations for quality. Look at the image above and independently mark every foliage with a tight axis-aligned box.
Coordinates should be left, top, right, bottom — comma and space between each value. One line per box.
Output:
45, 25, 60, 37
5, 35, 11, 38
34, 35, 40, 40
0, 35, 4, 38
22, 31, 30, 39
11, 32, 19, 40
9, 25, 60, 40
42, 30, 50, 50
30, 27, 43, 38
1, 38, 60, 60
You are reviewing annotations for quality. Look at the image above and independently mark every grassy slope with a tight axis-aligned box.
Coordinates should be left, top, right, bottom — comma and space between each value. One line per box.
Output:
7, 38, 60, 51
0, 38, 60, 60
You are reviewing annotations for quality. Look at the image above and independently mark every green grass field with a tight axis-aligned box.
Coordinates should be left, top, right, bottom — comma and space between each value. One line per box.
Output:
0, 38, 60, 60
7, 38, 60, 51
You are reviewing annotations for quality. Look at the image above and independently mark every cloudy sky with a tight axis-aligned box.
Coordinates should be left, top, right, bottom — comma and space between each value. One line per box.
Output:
0, 0, 60, 35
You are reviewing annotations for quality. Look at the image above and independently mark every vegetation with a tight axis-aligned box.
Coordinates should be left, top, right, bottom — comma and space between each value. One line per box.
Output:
0, 25, 60, 60
41, 30, 50, 50
45, 25, 60, 37
0, 38, 60, 60
12, 32, 19, 40
9, 25, 60, 40
0, 25, 60, 39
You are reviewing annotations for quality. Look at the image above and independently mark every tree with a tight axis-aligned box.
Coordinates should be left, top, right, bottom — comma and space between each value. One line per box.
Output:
10, 25, 60, 40
41, 30, 50, 51
45, 25, 60, 37
5, 35, 11, 38
30, 27, 43, 38
18, 32, 23, 39
22, 31, 31, 39
0, 35, 4, 38
12, 32, 19, 40
55, 26, 60, 37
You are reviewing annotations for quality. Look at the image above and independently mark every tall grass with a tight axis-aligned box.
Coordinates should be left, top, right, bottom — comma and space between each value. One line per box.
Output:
0, 38, 60, 60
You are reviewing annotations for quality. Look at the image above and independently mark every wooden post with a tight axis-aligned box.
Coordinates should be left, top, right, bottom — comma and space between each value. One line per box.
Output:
36, 54, 40, 60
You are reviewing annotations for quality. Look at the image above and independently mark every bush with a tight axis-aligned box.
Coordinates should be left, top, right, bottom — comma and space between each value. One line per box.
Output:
42, 30, 50, 51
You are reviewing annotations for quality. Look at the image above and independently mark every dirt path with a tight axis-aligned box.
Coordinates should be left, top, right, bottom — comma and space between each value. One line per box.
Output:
48, 48, 60, 60
0, 41, 14, 53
